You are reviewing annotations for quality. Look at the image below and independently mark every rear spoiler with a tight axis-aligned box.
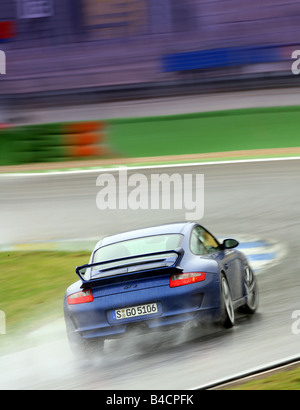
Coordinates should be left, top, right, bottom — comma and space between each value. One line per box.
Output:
76, 248, 184, 287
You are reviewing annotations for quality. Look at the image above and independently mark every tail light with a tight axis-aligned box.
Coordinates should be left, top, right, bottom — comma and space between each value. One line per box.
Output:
67, 289, 93, 305
170, 272, 206, 288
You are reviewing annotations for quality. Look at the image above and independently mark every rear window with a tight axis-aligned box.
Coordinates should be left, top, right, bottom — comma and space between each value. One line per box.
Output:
93, 234, 183, 263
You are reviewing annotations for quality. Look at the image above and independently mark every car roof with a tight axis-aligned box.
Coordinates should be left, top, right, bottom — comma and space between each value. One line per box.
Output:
95, 221, 196, 248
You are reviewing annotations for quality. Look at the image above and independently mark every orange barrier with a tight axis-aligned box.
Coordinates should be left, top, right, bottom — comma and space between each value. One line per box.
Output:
65, 132, 99, 146
0, 120, 113, 166
63, 121, 108, 158
68, 145, 108, 157
64, 121, 101, 134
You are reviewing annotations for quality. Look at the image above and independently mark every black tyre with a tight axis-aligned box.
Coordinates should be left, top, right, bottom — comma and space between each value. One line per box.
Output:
240, 266, 259, 314
220, 274, 235, 329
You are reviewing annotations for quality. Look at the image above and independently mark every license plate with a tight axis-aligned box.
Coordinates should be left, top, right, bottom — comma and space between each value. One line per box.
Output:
113, 303, 158, 320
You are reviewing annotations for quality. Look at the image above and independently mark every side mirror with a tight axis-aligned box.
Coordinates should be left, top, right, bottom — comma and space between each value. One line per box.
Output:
222, 239, 239, 249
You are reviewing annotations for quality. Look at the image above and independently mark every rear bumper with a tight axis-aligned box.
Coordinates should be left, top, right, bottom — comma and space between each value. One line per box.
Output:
69, 308, 221, 340
64, 272, 221, 341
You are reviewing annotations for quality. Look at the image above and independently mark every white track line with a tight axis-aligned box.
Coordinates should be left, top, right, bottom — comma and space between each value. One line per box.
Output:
1, 156, 300, 178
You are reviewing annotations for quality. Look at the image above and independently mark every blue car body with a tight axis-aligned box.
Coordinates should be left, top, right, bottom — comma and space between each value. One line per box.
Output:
64, 222, 258, 353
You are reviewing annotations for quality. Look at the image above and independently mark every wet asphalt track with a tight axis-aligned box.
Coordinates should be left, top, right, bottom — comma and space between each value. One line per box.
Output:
0, 158, 300, 389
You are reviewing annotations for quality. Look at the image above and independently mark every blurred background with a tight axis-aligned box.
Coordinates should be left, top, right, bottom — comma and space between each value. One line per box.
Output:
0, 0, 299, 165
1, 1, 300, 113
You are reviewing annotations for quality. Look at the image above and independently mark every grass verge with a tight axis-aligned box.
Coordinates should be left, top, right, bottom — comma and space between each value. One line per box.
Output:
0, 251, 90, 335
228, 365, 300, 390
108, 106, 300, 158
2, 105, 300, 167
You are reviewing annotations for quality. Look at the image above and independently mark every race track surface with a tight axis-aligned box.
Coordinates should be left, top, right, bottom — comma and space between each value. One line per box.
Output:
0, 158, 299, 389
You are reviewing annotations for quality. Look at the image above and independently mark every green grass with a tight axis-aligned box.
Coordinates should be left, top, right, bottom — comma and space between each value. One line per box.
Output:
108, 106, 300, 158
2, 106, 300, 167
230, 366, 300, 390
0, 251, 90, 333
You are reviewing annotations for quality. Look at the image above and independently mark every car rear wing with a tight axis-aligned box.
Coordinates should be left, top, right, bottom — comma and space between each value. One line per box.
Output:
76, 248, 184, 288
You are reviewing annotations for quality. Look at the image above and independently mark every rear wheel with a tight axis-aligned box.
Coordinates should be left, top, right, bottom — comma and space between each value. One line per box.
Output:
241, 266, 259, 314
220, 274, 235, 329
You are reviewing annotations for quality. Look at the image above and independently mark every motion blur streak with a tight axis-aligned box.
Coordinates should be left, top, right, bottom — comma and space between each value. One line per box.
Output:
0, 1, 300, 125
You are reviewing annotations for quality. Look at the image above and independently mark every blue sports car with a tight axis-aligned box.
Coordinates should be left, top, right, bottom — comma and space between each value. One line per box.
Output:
64, 222, 259, 355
